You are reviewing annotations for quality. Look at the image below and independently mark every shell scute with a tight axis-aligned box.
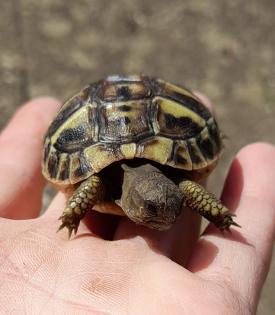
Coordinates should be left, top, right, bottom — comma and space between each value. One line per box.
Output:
98, 100, 153, 143
99, 81, 151, 102
153, 96, 205, 139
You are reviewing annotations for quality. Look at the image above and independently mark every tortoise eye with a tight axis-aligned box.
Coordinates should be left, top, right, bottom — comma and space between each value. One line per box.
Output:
145, 201, 158, 216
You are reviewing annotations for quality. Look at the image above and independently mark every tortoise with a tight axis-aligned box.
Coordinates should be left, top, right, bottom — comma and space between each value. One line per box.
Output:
42, 75, 239, 237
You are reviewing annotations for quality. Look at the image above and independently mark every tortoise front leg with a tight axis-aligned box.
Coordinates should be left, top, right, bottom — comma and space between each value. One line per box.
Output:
179, 180, 240, 231
58, 174, 104, 238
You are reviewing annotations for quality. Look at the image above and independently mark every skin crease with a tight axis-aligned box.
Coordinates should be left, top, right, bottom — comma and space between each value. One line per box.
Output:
0, 97, 274, 314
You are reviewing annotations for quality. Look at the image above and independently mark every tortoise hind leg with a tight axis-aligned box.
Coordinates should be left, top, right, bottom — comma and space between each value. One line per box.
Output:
58, 174, 104, 238
179, 180, 240, 231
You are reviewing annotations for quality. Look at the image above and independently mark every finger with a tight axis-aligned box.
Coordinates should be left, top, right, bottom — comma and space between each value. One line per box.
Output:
114, 92, 214, 263
193, 91, 214, 113
0, 97, 60, 219
188, 143, 275, 310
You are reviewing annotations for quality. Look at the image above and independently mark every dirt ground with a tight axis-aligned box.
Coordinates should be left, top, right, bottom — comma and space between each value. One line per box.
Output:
0, 1, 274, 313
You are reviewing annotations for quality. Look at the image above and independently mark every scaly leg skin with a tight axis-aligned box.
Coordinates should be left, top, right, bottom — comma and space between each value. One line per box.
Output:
58, 174, 104, 238
179, 180, 240, 232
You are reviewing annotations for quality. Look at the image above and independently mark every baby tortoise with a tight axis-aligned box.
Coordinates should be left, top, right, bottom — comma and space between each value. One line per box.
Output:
42, 75, 239, 237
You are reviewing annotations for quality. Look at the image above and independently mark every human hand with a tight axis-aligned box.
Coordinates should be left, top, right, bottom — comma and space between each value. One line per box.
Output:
0, 97, 274, 314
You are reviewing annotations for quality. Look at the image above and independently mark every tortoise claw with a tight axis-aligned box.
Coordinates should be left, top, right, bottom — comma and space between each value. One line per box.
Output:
57, 215, 80, 239
219, 214, 241, 233
230, 220, 241, 228
57, 221, 66, 233
69, 225, 79, 238
68, 227, 73, 239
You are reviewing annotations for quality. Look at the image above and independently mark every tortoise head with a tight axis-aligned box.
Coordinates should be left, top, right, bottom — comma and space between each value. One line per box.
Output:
119, 164, 183, 230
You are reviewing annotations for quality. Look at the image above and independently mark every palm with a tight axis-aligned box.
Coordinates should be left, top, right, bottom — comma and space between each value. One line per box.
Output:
0, 97, 274, 315
0, 208, 233, 314
0, 194, 199, 314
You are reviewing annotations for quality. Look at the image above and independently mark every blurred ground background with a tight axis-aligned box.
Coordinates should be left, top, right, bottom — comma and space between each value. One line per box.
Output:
0, 0, 274, 313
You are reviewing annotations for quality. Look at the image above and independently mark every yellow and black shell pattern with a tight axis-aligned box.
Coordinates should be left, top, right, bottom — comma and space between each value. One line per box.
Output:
42, 75, 222, 185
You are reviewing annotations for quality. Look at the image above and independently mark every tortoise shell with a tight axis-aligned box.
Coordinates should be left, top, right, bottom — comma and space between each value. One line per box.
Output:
42, 75, 222, 186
